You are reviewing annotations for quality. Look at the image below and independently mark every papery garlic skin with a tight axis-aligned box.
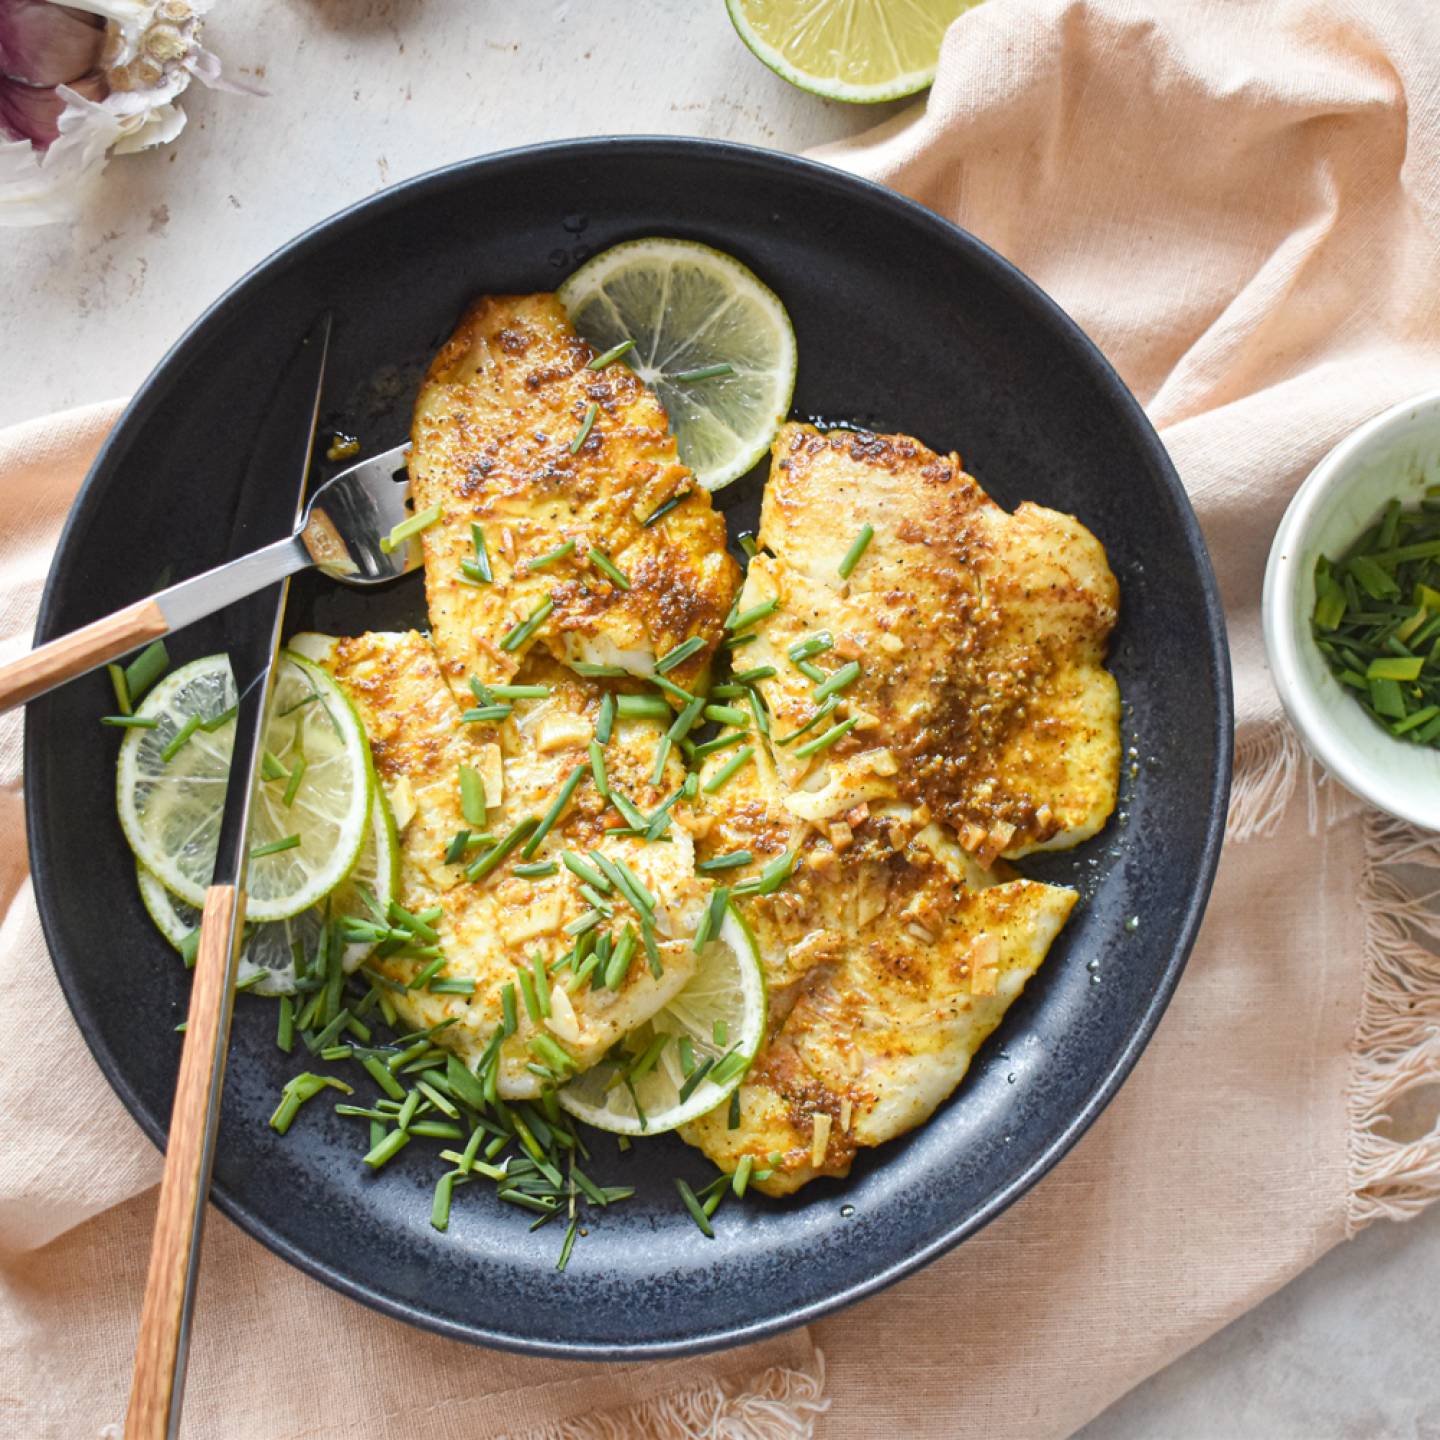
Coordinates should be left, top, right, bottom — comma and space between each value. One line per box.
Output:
0, 0, 245, 227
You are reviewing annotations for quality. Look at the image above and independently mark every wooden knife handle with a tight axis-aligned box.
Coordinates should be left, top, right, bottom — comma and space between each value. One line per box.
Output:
126, 884, 242, 1440
0, 597, 168, 714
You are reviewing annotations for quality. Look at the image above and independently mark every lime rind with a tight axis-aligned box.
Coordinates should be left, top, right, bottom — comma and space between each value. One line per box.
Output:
116, 652, 374, 923
725, 0, 977, 104
558, 237, 797, 491
556, 907, 767, 1135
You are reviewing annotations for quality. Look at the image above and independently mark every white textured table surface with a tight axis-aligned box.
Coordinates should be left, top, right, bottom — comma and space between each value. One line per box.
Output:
5, 3, 1437, 1435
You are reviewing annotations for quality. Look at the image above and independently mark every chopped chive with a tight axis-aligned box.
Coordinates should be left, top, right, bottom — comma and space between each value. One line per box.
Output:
363, 1127, 412, 1169
517, 964, 542, 1022
588, 739, 609, 798
587, 338, 635, 370
673, 363, 735, 382
269, 1072, 353, 1134
461, 704, 514, 724
756, 849, 797, 895
698, 850, 753, 873
726, 598, 778, 635
733, 664, 777, 683
470, 524, 494, 582
677, 1056, 715, 1104
693, 887, 730, 952
499, 597, 555, 653
774, 698, 838, 746
651, 673, 698, 705
410, 955, 448, 989
667, 694, 707, 744
160, 713, 203, 763
432, 1170, 461, 1232
795, 659, 826, 683
588, 548, 631, 589
569, 402, 600, 455
459, 764, 488, 828
675, 1178, 715, 1238
530, 1033, 574, 1075
641, 918, 664, 979
531, 952, 551, 1016
282, 753, 307, 807
489, 683, 552, 699
704, 703, 749, 727
616, 694, 671, 720
572, 662, 629, 678
703, 745, 753, 794
428, 977, 476, 995
1367, 655, 1424, 681
737, 531, 758, 559
813, 660, 861, 703
564, 908, 605, 938
522, 763, 586, 857
732, 1154, 754, 1197
595, 692, 616, 744
515, 860, 559, 878
787, 631, 834, 662
682, 772, 699, 800
746, 685, 769, 738
838, 523, 874, 578
380, 501, 443, 554
792, 717, 858, 758
198, 704, 238, 734
251, 833, 301, 859
527, 539, 576, 571
561, 851, 612, 892
656, 636, 706, 674
713, 683, 748, 697
642, 493, 689, 528
101, 714, 159, 729
605, 926, 637, 988
106, 662, 132, 715
609, 790, 649, 829
276, 996, 295, 1053
123, 641, 169, 704
643, 788, 683, 841
466, 817, 539, 882
728, 1091, 742, 1129
650, 735, 673, 786
691, 731, 746, 760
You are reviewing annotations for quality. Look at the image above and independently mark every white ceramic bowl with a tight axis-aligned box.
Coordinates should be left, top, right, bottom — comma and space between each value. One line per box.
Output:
1264, 389, 1440, 828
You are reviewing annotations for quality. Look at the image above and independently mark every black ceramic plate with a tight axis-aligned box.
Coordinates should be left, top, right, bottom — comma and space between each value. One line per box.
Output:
27, 138, 1231, 1358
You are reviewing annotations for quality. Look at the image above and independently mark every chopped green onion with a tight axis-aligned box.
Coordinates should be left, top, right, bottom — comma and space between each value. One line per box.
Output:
788, 632, 834, 662
572, 661, 629, 677
643, 492, 689, 528
588, 548, 631, 589
609, 791, 649, 829
488, 683, 552, 699
466, 817, 538, 882
269, 1072, 353, 1134
691, 731, 746, 760
656, 636, 706, 674
363, 1126, 412, 1169
522, 763, 586, 857
564, 908, 605, 938
587, 338, 635, 370
106, 663, 132, 715
380, 501, 443, 554
703, 745, 753, 794
793, 717, 859, 758
124, 641, 169, 704
569, 402, 600, 455
813, 660, 861, 703
732, 1154, 754, 1197
461, 704, 514, 723
499, 597, 555, 653
443, 829, 471, 866
517, 964, 542, 1022
527, 539, 576, 571
428, 977, 476, 995
733, 664, 777, 683
726, 598, 779, 635
531, 952, 551, 1016
747, 685, 769, 737
251, 833, 301, 859
276, 996, 295, 1054
837, 523, 874, 579
588, 739, 609, 798
673, 363, 735, 382
500, 981, 519, 1037
616, 694, 671, 720
160, 713, 202, 763
1367, 655, 1423, 681
469, 524, 493, 582
693, 887, 731, 952
651, 735, 672, 786
561, 851, 611, 892
595, 692, 616, 744
515, 860, 559, 878
459, 764, 488, 827
668, 695, 707, 744
774, 698, 838, 746
675, 1178, 715, 1238
737, 531, 758, 559
704, 703, 749, 727
100, 715, 158, 729
698, 850, 753, 873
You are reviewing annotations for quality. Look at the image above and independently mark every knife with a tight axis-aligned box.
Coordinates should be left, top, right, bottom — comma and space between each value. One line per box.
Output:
124, 314, 332, 1440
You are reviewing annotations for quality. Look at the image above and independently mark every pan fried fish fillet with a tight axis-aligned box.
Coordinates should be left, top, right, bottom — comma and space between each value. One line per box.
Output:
739, 422, 1120, 862
684, 747, 1075, 1195
297, 631, 705, 1096
408, 294, 740, 696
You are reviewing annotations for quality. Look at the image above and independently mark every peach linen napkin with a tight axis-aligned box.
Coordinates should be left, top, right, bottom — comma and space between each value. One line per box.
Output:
5, 1, 1440, 1435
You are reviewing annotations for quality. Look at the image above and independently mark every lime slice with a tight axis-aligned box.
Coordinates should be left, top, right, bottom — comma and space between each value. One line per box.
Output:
135, 786, 398, 995
726, 0, 978, 102
558, 237, 797, 491
117, 652, 373, 923
557, 906, 767, 1135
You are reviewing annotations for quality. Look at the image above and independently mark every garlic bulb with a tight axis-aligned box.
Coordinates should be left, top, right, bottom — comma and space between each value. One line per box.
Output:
0, 0, 247, 226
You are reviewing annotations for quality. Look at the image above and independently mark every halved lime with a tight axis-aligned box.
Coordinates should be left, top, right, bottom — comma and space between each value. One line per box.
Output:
135, 785, 398, 995
557, 907, 767, 1134
558, 237, 797, 491
117, 652, 373, 923
726, 0, 979, 103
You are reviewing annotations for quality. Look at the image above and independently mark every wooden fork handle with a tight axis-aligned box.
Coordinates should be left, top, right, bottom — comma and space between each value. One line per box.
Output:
126, 884, 242, 1440
0, 597, 168, 714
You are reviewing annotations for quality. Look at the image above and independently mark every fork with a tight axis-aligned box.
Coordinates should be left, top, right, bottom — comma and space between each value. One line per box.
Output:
0, 442, 414, 713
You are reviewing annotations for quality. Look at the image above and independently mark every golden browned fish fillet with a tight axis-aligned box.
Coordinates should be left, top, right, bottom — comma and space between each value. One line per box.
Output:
682, 744, 1075, 1195
295, 630, 706, 1095
408, 294, 740, 697
736, 422, 1121, 863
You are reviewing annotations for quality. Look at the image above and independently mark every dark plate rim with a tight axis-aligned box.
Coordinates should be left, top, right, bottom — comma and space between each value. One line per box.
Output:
26, 135, 1234, 1359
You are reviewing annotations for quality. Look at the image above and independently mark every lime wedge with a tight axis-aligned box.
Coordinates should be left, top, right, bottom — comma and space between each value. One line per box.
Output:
116, 651, 373, 923
726, 0, 979, 103
558, 237, 796, 491
557, 907, 767, 1135
135, 786, 398, 996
